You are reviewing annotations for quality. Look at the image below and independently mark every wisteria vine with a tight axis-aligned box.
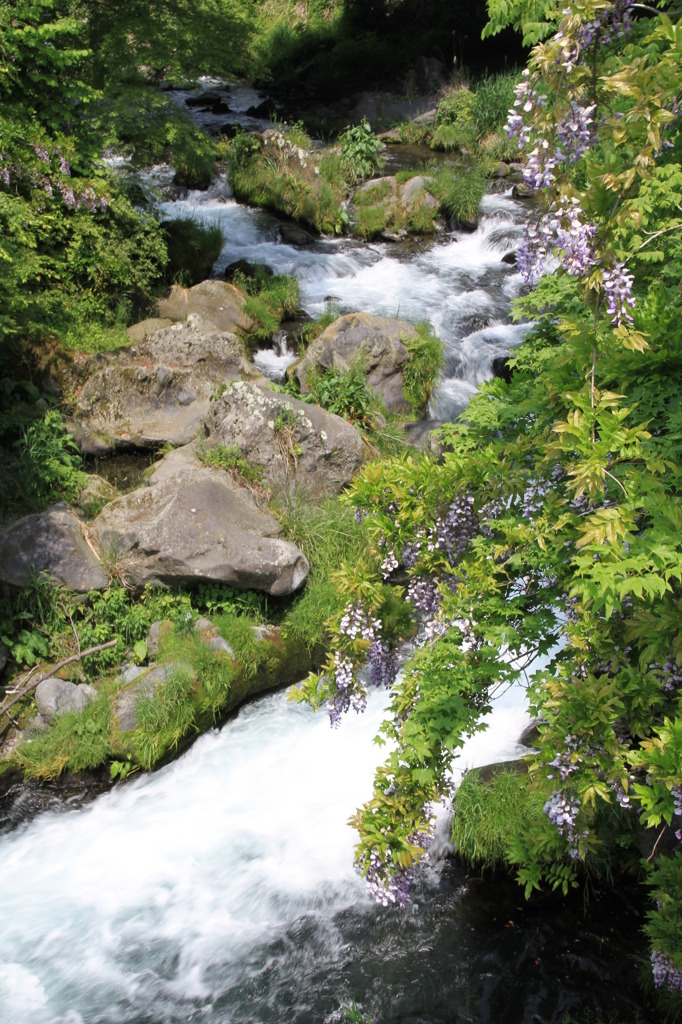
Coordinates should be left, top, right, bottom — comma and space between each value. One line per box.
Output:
506, 5, 637, 322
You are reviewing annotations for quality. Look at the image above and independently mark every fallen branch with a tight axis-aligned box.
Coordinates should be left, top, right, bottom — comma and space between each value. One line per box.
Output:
0, 639, 117, 727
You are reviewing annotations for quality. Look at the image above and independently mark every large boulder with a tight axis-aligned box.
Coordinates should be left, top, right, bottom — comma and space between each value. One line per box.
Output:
204, 381, 365, 499
73, 315, 258, 451
35, 678, 97, 722
156, 279, 254, 335
294, 312, 419, 413
0, 503, 108, 592
91, 444, 309, 595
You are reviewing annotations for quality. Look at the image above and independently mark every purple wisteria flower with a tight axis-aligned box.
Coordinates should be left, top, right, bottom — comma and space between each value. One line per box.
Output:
651, 950, 682, 993
556, 198, 598, 277
543, 789, 588, 858
602, 261, 635, 325
556, 100, 596, 164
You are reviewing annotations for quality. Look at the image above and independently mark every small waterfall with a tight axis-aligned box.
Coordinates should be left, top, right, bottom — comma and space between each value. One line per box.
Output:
253, 330, 299, 382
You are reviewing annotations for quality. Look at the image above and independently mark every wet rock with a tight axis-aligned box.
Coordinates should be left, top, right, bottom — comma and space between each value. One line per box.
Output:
450, 211, 479, 232
519, 718, 543, 748
204, 380, 365, 500
501, 251, 517, 266
0, 503, 108, 592
157, 279, 254, 336
279, 223, 317, 246
35, 678, 97, 722
295, 312, 419, 413
92, 443, 310, 595
512, 182, 534, 199
491, 354, 513, 384
245, 99, 279, 119
74, 315, 257, 451
185, 90, 230, 113
217, 122, 241, 139
404, 419, 448, 453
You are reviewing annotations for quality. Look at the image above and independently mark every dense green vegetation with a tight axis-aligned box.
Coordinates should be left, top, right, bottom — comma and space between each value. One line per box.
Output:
1, 489, 363, 778
290, 0, 682, 1007
2, 0, 681, 1010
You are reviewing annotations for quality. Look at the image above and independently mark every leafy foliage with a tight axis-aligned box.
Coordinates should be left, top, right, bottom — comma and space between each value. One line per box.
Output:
339, 119, 383, 183
304, 358, 378, 430
291, 0, 682, 1005
3, 410, 87, 517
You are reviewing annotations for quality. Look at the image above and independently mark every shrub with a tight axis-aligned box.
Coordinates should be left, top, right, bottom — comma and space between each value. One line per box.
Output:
305, 357, 377, 429
134, 666, 198, 769
339, 119, 383, 182
14, 692, 114, 780
6, 410, 88, 516
279, 498, 366, 650
432, 86, 476, 152
226, 134, 347, 235
239, 270, 301, 343
451, 767, 543, 871
199, 442, 265, 487
356, 205, 387, 240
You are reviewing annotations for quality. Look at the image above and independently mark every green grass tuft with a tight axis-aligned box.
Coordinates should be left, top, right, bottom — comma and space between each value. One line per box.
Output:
451, 767, 541, 871
401, 322, 444, 416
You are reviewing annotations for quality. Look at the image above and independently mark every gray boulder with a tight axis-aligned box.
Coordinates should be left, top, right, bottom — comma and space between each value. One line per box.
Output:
125, 318, 174, 343
204, 381, 365, 499
0, 503, 108, 592
294, 312, 419, 413
74, 315, 257, 451
92, 443, 309, 595
114, 664, 175, 732
35, 678, 97, 722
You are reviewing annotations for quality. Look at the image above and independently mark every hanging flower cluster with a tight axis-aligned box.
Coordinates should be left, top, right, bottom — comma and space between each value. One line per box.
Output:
506, 6, 636, 317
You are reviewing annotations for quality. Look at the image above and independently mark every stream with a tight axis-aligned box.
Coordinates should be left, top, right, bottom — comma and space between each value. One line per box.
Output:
0, 687, 651, 1024
0, 84, 654, 1023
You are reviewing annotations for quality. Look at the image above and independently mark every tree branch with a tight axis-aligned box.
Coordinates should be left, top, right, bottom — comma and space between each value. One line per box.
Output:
0, 639, 117, 728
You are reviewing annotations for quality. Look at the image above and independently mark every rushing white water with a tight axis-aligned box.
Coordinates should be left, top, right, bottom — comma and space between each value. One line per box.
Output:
157, 177, 529, 418
0, 684, 530, 1024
